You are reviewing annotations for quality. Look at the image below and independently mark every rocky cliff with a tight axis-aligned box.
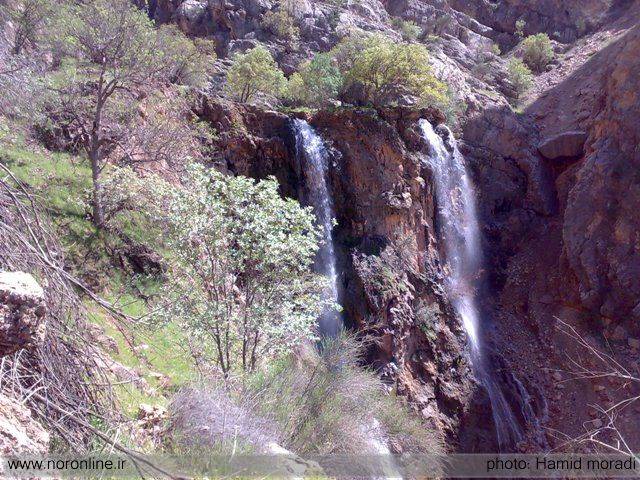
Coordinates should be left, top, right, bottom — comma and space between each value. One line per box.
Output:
194, 98, 495, 446
180, 0, 640, 452
0, 272, 49, 456
458, 2, 640, 448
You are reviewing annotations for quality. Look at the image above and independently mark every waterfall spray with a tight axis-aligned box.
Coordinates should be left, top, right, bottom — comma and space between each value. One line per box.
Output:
419, 119, 524, 449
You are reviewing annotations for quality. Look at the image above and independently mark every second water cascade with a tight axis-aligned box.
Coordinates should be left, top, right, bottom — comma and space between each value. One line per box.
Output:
418, 119, 526, 450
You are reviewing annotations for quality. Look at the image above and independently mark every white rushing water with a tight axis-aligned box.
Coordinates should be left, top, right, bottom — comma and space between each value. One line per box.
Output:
293, 119, 342, 337
419, 119, 524, 449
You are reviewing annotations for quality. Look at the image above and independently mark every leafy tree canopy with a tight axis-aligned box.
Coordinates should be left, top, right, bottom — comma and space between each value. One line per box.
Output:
103, 164, 332, 374
40, 0, 210, 226
225, 45, 287, 103
287, 53, 342, 107
332, 32, 448, 107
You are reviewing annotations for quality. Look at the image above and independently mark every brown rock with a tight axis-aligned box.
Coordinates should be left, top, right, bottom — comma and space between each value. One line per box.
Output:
611, 325, 628, 341
0, 393, 49, 455
0, 271, 47, 357
537, 131, 587, 160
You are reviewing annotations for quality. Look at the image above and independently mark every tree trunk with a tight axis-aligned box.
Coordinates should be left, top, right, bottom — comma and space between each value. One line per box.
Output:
91, 153, 105, 228
89, 86, 106, 228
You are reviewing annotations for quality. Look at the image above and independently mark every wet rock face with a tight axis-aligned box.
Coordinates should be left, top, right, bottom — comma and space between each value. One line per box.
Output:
0, 271, 47, 357
313, 108, 491, 444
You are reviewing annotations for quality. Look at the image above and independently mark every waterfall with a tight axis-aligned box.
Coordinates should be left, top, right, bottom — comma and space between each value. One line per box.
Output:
293, 119, 341, 337
419, 119, 524, 449
293, 119, 402, 478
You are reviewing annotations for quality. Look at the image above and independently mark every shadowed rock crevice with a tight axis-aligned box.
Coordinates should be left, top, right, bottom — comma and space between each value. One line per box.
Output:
456, 19, 640, 450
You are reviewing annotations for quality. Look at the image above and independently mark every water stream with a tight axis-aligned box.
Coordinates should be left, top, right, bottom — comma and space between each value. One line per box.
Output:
419, 119, 525, 449
293, 119, 342, 337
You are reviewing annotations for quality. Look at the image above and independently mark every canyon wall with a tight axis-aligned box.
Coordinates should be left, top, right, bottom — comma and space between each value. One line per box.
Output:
185, 0, 640, 452
195, 97, 501, 448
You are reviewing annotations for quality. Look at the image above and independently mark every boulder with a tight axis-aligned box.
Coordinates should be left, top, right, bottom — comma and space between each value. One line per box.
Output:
0, 393, 49, 456
537, 131, 587, 160
0, 271, 47, 357
175, 0, 209, 36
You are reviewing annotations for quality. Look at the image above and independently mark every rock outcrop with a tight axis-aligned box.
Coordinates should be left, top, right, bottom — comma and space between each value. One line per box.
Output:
0, 271, 47, 357
537, 130, 587, 160
454, 6, 640, 450
0, 272, 50, 456
0, 394, 49, 455
196, 98, 491, 446
563, 25, 640, 335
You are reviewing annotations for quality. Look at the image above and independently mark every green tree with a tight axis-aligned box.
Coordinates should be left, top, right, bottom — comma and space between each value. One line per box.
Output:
333, 33, 447, 106
156, 24, 216, 86
287, 53, 342, 107
42, 0, 208, 227
261, 9, 300, 41
507, 58, 533, 101
104, 165, 331, 375
521, 33, 554, 73
225, 45, 287, 103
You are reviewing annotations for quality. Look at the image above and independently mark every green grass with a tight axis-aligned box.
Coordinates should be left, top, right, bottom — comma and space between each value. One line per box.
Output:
87, 294, 198, 416
1, 119, 197, 418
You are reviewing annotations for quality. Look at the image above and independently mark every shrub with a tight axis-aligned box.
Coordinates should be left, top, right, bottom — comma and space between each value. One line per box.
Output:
156, 24, 216, 86
507, 58, 533, 101
225, 45, 287, 103
521, 33, 554, 73
515, 18, 526, 38
287, 53, 343, 107
168, 385, 277, 455
261, 9, 299, 40
246, 334, 444, 458
332, 32, 448, 107
109, 164, 332, 375
392, 18, 422, 41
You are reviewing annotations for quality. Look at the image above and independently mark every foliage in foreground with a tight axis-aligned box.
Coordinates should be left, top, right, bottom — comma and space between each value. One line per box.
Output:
103, 165, 332, 375
167, 335, 443, 459
247, 335, 443, 455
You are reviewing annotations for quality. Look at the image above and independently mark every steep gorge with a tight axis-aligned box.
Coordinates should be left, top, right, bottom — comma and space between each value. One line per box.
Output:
2, 0, 639, 463
188, 0, 640, 452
